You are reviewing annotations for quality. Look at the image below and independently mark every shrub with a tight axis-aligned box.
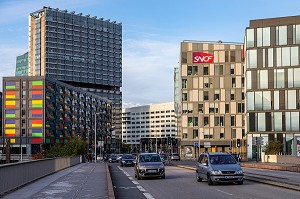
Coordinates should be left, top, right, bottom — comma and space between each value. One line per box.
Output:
264, 140, 283, 155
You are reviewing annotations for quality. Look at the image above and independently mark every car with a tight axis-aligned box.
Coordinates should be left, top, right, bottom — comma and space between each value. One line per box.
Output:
196, 152, 244, 185
116, 154, 123, 162
170, 153, 180, 161
108, 154, 117, 163
120, 154, 134, 167
134, 153, 165, 180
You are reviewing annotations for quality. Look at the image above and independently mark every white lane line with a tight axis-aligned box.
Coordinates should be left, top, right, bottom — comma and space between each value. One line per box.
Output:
143, 193, 155, 199
128, 177, 134, 181
215, 189, 233, 196
132, 181, 139, 185
124, 172, 130, 176
137, 185, 146, 192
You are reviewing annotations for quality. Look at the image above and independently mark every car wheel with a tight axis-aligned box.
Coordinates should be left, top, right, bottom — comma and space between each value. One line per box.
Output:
237, 180, 243, 185
134, 172, 137, 178
161, 174, 165, 179
207, 174, 213, 186
196, 172, 202, 182
137, 174, 141, 180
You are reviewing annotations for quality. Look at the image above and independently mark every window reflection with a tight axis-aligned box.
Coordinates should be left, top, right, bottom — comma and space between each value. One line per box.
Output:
247, 50, 257, 68
246, 29, 254, 47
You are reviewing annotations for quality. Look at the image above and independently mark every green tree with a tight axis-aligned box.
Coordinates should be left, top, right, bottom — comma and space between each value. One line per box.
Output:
264, 140, 283, 155
120, 142, 131, 153
45, 136, 87, 158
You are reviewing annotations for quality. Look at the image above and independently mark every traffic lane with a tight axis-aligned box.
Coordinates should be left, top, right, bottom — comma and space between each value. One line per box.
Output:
109, 163, 146, 199
122, 165, 300, 199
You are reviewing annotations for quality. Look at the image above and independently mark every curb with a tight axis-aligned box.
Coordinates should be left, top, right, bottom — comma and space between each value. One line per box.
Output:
105, 163, 115, 199
173, 165, 300, 191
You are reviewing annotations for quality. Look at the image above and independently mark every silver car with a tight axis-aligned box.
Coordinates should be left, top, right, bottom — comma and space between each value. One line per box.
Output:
134, 153, 165, 180
196, 152, 244, 185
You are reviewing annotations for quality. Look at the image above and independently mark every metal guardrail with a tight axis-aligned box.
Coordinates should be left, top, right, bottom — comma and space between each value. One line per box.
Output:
0, 156, 81, 196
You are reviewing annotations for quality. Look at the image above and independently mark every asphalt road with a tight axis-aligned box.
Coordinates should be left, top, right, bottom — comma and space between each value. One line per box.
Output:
109, 162, 300, 199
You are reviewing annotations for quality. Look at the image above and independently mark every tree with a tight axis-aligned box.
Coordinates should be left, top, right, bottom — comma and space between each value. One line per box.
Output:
120, 142, 131, 153
264, 140, 283, 155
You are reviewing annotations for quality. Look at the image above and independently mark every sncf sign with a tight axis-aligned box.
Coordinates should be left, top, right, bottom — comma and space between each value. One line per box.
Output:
193, 52, 214, 64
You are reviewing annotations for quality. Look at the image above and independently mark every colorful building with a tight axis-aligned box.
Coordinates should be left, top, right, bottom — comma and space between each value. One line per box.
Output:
1, 76, 112, 158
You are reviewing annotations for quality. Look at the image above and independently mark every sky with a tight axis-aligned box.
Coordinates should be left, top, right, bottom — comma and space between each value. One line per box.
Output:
1, 0, 300, 108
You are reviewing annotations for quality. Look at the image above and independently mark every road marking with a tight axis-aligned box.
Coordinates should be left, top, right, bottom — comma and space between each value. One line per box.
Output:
118, 186, 137, 190
143, 193, 155, 199
128, 177, 134, 181
215, 189, 233, 196
124, 172, 130, 176
132, 181, 139, 185
137, 185, 146, 192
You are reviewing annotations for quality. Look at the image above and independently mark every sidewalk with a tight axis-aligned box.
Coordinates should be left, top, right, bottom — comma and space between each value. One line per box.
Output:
241, 161, 300, 172
2, 162, 115, 199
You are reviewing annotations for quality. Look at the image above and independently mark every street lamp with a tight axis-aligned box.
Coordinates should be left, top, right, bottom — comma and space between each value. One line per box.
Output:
94, 111, 106, 163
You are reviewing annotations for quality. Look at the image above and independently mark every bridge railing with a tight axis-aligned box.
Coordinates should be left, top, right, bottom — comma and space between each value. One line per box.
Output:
0, 156, 81, 196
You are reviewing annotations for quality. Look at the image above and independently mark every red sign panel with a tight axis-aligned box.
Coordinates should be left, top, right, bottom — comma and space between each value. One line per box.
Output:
193, 52, 214, 64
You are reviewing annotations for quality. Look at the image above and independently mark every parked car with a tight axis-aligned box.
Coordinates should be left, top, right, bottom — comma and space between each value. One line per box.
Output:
196, 152, 244, 185
120, 154, 135, 167
134, 153, 165, 180
108, 154, 117, 163
170, 153, 180, 161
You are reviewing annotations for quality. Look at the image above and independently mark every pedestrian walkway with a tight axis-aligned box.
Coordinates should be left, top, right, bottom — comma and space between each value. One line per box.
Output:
241, 162, 300, 172
2, 162, 114, 199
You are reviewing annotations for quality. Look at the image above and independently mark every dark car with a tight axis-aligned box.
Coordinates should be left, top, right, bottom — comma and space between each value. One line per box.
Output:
134, 153, 165, 180
108, 154, 117, 163
120, 154, 134, 167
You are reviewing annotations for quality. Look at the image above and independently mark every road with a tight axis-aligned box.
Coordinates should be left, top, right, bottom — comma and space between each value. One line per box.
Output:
109, 163, 300, 199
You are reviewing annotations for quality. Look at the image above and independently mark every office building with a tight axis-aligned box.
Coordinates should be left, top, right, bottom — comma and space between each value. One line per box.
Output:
122, 102, 177, 153
28, 7, 122, 152
245, 16, 300, 160
1, 76, 112, 159
179, 41, 245, 159
15, 52, 29, 76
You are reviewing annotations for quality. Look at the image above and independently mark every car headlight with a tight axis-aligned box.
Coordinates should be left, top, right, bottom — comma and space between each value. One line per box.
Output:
159, 164, 165, 169
211, 170, 222, 175
122, 160, 125, 163
236, 170, 243, 174
138, 165, 146, 170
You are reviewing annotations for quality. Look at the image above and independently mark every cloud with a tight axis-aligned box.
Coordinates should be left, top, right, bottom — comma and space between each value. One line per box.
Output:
122, 38, 179, 106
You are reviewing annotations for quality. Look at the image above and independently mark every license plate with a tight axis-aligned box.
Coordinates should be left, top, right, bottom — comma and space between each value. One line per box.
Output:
225, 176, 234, 179
147, 169, 157, 173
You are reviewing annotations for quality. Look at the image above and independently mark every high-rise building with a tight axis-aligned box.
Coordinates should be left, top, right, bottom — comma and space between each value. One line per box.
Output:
245, 16, 300, 160
15, 52, 29, 76
28, 7, 122, 152
122, 102, 177, 153
179, 41, 245, 159
1, 76, 112, 159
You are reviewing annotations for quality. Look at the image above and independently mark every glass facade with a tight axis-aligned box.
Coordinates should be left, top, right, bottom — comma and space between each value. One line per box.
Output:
29, 7, 122, 152
15, 52, 29, 76
245, 16, 300, 160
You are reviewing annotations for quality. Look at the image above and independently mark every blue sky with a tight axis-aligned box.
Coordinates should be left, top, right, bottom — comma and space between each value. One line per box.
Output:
1, 0, 300, 107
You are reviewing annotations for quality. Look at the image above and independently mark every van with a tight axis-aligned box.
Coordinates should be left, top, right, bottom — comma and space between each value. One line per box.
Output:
196, 152, 244, 185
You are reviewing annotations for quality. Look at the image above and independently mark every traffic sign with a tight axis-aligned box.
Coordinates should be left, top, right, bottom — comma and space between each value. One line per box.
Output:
204, 142, 211, 148
194, 142, 199, 147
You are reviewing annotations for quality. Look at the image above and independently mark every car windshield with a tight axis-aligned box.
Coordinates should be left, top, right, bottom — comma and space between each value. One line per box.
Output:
123, 154, 133, 159
209, 155, 236, 165
139, 154, 161, 163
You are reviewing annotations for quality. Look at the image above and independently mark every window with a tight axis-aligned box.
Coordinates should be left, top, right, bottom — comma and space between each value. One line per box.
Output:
182, 79, 187, 88
225, 104, 229, 113
214, 94, 219, 100
198, 104, 203, 113
247, 49, 257, 68
204, 116, 209, 126
204, 91, 209, 100
238, 103, 244, 113
259, 70, 268, 89
230, 93, 235, 100
274, 69, 285, 88
232, 78, 236, 87
193, 129, 199, 139
182, 93, 187, 101
246, 28, 254, 47
187, 66, 192, 75
231, 116, 235, 126
276, 26, 287, 45
203, 66, 209, 75
231, 129, 236, 139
